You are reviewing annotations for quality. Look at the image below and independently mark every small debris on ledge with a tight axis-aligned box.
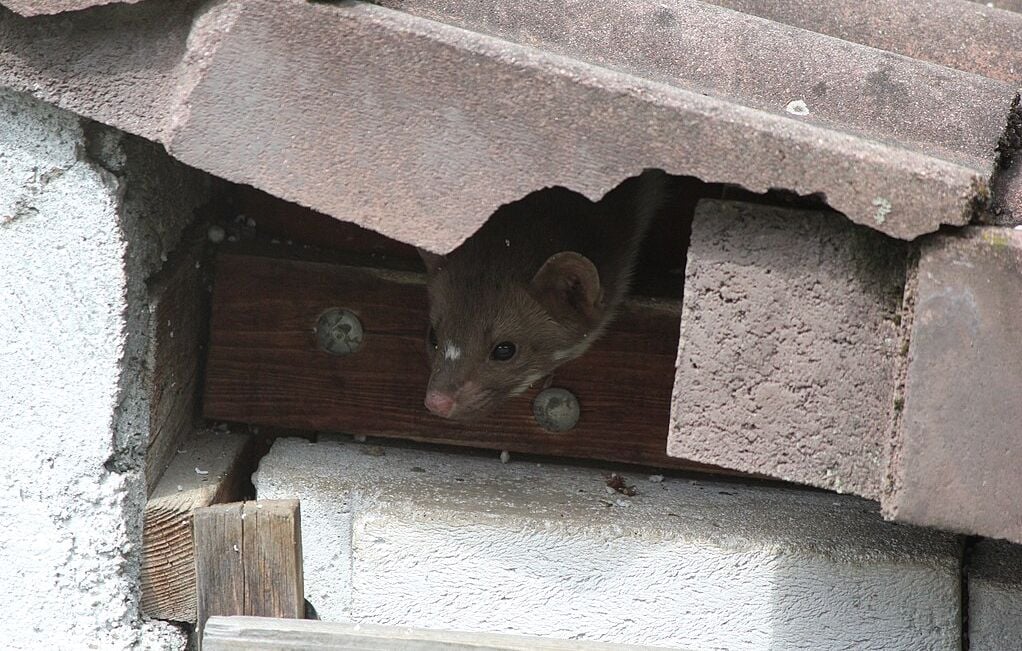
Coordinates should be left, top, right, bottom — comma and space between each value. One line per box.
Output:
605, 473, 637, 496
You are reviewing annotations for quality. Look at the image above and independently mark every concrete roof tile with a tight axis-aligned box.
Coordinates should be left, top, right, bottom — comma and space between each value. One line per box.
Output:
0, 0, 141, 17
0, 0, 1019, 248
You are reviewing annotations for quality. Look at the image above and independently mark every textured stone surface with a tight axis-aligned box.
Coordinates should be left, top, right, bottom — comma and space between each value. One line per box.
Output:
885, 228, 1022, 542
0, 88, 206, 650
0, 0, 203, 143
704, 0, 1022, 83
968, 540, 1022, 651
256, 437, 962, 650
668, 200, 906, 498
378, 0, 1013, 162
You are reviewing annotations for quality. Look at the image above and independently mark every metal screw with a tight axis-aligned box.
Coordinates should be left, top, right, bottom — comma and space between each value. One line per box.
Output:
315, 308, 363, 355
532, 387, 580, 432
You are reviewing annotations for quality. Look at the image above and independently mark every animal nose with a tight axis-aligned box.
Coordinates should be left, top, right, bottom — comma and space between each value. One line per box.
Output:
424, 390, 456, 417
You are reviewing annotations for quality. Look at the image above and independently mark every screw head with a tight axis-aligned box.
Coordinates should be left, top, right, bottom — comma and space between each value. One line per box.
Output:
532, 387, 580, 432
315, 308, 363, 355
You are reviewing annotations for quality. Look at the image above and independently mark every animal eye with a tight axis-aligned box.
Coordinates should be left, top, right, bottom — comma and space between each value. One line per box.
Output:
428, 326, 439, 350
491, 341, 516, 361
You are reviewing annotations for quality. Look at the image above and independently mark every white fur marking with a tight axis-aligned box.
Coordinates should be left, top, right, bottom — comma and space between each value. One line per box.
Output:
512, 372, 545, 396
552, 341, 590, 362
443, 342, 462, 361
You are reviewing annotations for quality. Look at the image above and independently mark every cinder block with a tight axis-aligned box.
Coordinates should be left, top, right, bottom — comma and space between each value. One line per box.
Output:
968, 540, 1022, 651
0, 88, 206, 650
668, 200, 906, 499
884, 228, 1022, 542
255, 437, 962, 650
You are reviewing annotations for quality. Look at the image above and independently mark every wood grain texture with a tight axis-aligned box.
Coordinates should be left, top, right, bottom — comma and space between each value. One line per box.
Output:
194, 500, 305, 648
146, 231, 208, 495
194, 503, 245, 647
141, 430, 253, 622
202, 615, 670, 651
203, 252, 714, 471
241, 501, 304, 621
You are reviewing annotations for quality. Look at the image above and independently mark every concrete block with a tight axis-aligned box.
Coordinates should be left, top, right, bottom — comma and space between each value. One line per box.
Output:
884, 228, 1022, 542
255, 437, 962, 650
668, 200, 906, 499
968, 540, 1022, 651
0, 88, 207, 649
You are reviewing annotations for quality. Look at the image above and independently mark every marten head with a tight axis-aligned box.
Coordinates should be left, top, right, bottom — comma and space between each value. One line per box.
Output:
419, 192, 607, 422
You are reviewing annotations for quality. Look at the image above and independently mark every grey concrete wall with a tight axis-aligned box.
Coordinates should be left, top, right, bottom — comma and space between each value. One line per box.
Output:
0, 88, 208, 649
256, 437, 963, 651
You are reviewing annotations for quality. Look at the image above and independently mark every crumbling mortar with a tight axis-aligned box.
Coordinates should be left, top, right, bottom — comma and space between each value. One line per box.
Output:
995, 92, 1022, 171
881, 241, 921, 514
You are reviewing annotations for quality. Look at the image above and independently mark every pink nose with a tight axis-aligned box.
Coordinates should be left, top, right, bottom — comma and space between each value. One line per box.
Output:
424, 390, 456, 417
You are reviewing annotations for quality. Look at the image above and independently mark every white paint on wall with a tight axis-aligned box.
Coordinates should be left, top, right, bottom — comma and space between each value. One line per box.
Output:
256, 436, 964, 650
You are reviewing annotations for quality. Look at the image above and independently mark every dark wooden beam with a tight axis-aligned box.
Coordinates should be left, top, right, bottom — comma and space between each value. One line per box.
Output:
203, 250, 718, 472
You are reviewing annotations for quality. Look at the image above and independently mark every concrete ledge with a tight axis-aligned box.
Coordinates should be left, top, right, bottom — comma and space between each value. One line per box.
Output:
255, 437, 962, 650
668, 200, 906, 499
203, 615, 678, 651
968, 540, 1022, 650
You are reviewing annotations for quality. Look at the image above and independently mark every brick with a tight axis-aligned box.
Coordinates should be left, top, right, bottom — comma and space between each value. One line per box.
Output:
255, 437, 962, 650
668, 200, 906, 498
967, 540, 1022, 651
884, 228, 1022, 542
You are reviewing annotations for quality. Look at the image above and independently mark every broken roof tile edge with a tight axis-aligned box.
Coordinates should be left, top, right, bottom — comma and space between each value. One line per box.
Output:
0, 0, 1016, 249
0, 0, 141, 16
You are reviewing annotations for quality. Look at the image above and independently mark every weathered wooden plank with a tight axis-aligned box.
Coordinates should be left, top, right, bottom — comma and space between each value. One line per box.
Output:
194, 503, 246, 647
193, 500, 305, 648
202, 616, 680, 651
141, 429, 254, 622
203, 251, 717, 471
146, 229, 208, 495
241, 501, 304, 621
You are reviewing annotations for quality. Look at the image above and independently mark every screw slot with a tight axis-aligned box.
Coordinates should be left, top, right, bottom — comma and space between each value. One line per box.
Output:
532, 387, 580, 432
315, 308, 363, 355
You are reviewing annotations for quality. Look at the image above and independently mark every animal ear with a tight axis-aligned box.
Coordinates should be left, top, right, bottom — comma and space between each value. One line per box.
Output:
417, 248, 446, 275
529, 251, 604, 327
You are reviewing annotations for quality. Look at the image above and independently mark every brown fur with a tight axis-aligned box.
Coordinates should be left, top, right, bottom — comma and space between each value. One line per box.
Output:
421, 169, 667, 421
